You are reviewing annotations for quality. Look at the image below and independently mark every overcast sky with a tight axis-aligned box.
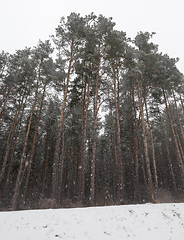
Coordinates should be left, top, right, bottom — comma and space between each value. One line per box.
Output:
1, 0, 184, 73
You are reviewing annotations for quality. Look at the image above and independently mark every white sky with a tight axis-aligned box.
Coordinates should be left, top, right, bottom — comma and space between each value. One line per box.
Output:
1, 0, 184, 73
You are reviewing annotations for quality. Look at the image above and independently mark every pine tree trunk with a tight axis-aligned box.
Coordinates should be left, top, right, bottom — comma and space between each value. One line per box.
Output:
4, 97, 28, 191
112, 66, 124, 204
143, 88, 158, 199
51, 39, 74, 203
67, 134, 73, 199
159, 117, 178, 193
131, 81, 140, 202
78, 72, 90, 203
168, 94, 184, 161
59, 122, 65, 202
0, 91, 26, 184
109, 96, 118, 200
41, 131, 51, 196
78, 75, 86, 201
173, 122, 184, 161
172, 89, 184, 147
89, 62, 100, 206
138, 81, 154, 202
162, 86, 184, 186
23, 85, 46, 203
179, 93, 184, 114
74, 144, 78, 198
11, 65, 41, 210
0, 108, 19, 183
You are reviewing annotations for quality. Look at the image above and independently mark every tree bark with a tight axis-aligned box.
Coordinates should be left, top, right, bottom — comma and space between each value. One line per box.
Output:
162, 86, 184, 187
67, 134, 73, 199
143, 88, 158, 199
89, 62, 100, 206
11, 63, 41, 210
138, 80, 154, 202
131, 80, 140, 202
4, 96, 28, 191
172, 89, 184, 148
41, 131, 51, 196
159, 117, 178, 193
112, 66, 124, 204
0, 91, 26, 184
78, 71, 90, 203
59, 120, 65, 202
179, 93, 184, 114
109, 95, 118, 200
51, 39, 74, 202
23, 84, 46, 203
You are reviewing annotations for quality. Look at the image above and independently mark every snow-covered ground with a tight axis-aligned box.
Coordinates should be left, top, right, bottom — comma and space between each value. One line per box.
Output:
0, 203, 184, 240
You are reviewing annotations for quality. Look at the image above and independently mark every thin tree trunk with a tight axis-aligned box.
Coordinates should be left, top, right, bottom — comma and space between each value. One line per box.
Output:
138, 80, 154, 202
143, 88, 158, 199
110, 133, 116, 203
58, 76, 66, 202
0, 108, 18, 182
172, 89, 184, 147
173, 122, 184, 161
179, 93, 184, 114
109, 96, 118, 200
74, 144, 78, 198
168, 94, 184, 161
51, 39, 74, 202
4, 96, 28, 191
78, 72, 90, 203
59, 119, 65, 203
0, 91, 26, 184
109, 99, 118, 166
89, 62, 100, 206
67, 134, 73, 199
139, 142, 147, 187
23, 84, 46, 203
159, 117, 177, 193
131, 80, 140, 202
11, 64, 41, 210
112, 66, 124, 204
162, 86, 184, 186
77, 75, 86, 202
41, 132, 51, 196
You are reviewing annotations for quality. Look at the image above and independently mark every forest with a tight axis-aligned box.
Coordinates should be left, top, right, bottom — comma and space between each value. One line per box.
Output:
0, 13, 184, 211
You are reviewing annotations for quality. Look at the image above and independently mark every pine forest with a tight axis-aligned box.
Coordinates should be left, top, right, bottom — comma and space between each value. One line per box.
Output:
1, 13, 184, 211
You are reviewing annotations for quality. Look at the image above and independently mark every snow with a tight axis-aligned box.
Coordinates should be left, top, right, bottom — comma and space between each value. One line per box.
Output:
0, 203, 184, 240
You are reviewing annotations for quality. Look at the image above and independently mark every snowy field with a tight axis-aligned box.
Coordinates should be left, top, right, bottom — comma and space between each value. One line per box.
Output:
0, 203, 184, 240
